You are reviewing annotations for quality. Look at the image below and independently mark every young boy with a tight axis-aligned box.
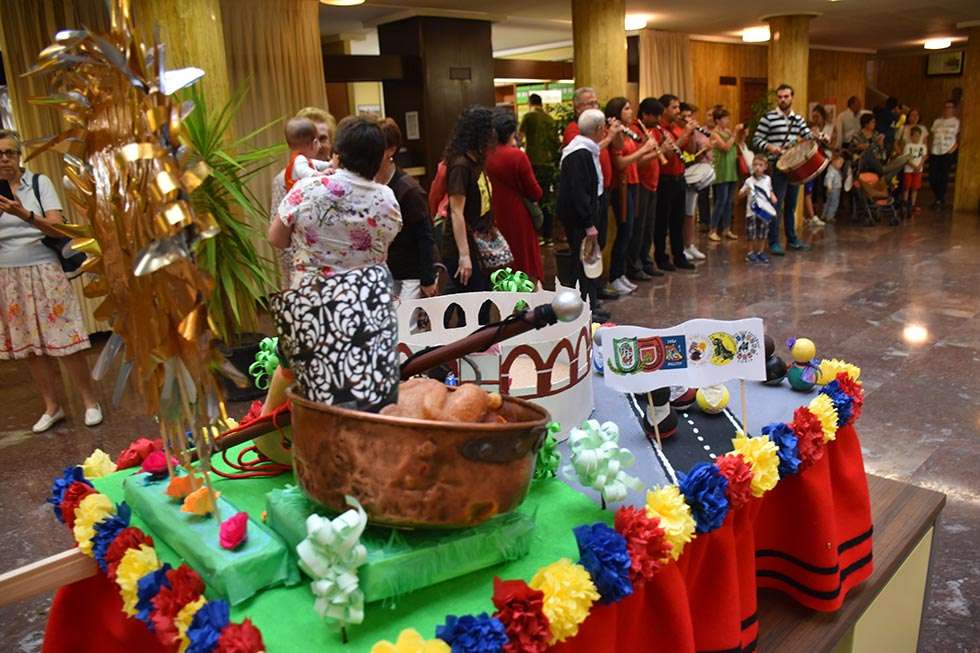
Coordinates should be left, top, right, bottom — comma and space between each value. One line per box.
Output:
902, 126, 928, 216
739, 154, 778, 264
822, 155, 844, 224
282, 117, 332, 192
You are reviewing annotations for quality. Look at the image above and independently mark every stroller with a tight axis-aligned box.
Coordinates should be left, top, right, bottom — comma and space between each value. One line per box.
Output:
853, 146, 907, 227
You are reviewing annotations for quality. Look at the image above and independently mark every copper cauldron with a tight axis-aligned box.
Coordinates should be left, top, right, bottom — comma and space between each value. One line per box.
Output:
287, 388, 551, 529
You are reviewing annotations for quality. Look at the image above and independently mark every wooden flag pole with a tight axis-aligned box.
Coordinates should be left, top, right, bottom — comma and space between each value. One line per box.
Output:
647, 392, 662, 447
740, 379, 748, 435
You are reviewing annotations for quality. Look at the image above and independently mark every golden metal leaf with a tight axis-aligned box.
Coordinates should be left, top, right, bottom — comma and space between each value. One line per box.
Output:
69, 237, 102, 256
48, 222, 93, 239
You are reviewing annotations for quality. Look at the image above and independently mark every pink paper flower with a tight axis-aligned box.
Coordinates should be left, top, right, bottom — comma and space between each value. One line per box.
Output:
220, 512, 249, 550
141, 450, 173, 476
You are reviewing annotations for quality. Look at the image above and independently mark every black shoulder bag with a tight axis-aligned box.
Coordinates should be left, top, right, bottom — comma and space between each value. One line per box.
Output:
31, 172, 86, 278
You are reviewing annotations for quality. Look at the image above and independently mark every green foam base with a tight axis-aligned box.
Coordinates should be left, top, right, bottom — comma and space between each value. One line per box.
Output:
266, 485, 536, 604
124, 473, 299, 605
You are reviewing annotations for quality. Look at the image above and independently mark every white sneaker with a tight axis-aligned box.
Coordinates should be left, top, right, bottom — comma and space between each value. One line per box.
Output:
619, 276, 638, 290
689, 245, 707, 260
33, 408, 65, 433
611, 277, 634, 295
84, 404, 104, 427
810, 217, 826, 228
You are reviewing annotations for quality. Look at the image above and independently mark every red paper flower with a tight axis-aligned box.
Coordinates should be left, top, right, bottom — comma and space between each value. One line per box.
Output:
614, 506, 672, 584
116, 437, 161, 469
491, 577, 551, 653
214, 619, 267, 653
790, 406, 825, 470
141, 450, 173, 476
60, 482, 96, 530
220, 512, 249, 550
105, 528, 154, 581
715, 453, 754, 511
151, 564, 206, 646
835, 372, 864, 423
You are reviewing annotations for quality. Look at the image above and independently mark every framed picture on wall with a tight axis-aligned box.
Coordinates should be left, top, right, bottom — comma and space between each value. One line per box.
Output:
926, 51, 964, 76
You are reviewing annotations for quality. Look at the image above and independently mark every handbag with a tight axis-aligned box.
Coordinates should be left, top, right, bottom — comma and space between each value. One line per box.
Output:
30, 173, 86, 278
522, 197, 544, 232
471, 224, 514, 272
737, 144, 753, 177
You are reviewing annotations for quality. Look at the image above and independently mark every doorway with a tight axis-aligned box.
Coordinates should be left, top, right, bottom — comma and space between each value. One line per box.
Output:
740, 77, 769, 124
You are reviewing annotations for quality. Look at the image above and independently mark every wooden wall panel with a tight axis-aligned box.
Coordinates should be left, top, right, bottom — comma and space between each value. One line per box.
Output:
689, 40, 766, 123
809, 49, 868, 114
872, 52, 965, 127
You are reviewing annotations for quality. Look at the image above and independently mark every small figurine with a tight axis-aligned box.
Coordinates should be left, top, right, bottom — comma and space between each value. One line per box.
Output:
696, 384, 730, 414
786, 337, 819, 392
762, 335, 788, 386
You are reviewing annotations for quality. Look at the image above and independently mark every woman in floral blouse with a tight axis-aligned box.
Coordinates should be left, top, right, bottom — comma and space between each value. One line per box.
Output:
268, 116, 402, 288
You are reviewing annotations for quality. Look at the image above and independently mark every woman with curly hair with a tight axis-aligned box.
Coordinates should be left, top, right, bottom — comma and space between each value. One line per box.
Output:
442, 106, 496, 292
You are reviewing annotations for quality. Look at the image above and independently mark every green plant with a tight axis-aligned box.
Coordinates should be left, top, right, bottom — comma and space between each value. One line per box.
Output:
746, 89, 777, 148
181, 83, 284, 343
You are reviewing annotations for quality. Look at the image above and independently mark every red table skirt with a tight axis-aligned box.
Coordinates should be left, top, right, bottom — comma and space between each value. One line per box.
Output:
45, 426, 872, 653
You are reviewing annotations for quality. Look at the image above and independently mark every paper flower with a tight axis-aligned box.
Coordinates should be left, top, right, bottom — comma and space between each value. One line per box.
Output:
92, 503, 132, 572
175, 596, 207, 653
58, 481, 97, 530
106, 527, 154, 581
564, 420, 643, 504
48, 466, 92, 523
644, 485, 696, 560
835, 371, 864, 422
678, 462, 730, 534
214, 619, 267, 653
808, 394, 840, 443
533, 422, 561, 480
490, 267, 534, 293
117, 437, 162, 469
117, 543, 161, 615
818, 358, 860, 384
731, 434, 780, 497
820, 379, 854, 428
715, 453, 754, 510
220, 512, 249, 550
370, 629, 451, 653
491, 577, 551, 653
73, 493, 115, 555
82, 448, 117, 478
135, 563, 171, 626
151, 564, 207, 646
789, 407, 825, 469
186, 600, 231, 653
142, 449, 174, 477
613, 506, 671, 583
248, 337, 281, 390
761, 423, 801, 477
436, 613, 509, 653
296, 496, 368, 631
182, 487, 220, 516
573, 523, 633, 604
529, 558, 599, 643
167, 473, 202, 500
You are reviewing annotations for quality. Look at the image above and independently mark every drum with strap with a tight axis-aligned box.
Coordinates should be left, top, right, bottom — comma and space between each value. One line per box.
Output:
684, 161, 716, 191
750, 187, 777, 222
776, 140, 829, 185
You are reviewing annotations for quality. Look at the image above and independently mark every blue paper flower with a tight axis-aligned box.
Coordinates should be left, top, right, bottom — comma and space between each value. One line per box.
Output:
91, 502, 132, 572
436, 612, 509, 653
820, 380, 854, 427
762, 422, 802, 477
186, 599, 231, 653
573, 522, 633, 604
678, 462, 730, 534
48, 466, 92, 522
135, 562, 171, 627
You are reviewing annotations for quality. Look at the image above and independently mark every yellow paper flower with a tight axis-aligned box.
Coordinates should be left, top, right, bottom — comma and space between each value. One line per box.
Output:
116, 543, 160, 615
530, 558, 599, 643
731, 434, 780, 497
818, 358, 861, 384
175, 595, 207, 653
370, 628, 451, 653
81, 448, 117, 478
72, 493, 115, 555
808, 394, 840, 443
645, 485, 696, 560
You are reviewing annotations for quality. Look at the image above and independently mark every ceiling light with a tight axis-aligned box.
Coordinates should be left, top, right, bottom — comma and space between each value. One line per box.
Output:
924, 38, 952, 50
625, 15, 648, 31
320, 0, 365, 6
742, 26, 771, 43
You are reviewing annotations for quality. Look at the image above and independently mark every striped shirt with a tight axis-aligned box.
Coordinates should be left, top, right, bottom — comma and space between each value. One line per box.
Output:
752, 108, 812, 158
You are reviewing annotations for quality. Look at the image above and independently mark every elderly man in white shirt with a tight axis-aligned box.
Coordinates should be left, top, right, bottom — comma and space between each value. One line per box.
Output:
834, 96, 869, 150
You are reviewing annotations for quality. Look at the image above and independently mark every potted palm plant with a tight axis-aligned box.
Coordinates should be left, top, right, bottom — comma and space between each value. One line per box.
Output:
182, 83, 284, 400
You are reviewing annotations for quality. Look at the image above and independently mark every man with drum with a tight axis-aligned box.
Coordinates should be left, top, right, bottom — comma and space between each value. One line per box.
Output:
752, 83, 813, 255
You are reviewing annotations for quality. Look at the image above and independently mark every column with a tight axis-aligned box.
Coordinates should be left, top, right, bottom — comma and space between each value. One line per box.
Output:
572, 0, 628, 103
953, 26, 980, 213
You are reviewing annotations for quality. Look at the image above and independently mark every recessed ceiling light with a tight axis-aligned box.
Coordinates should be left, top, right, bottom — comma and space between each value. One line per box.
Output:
742, 26, 771, 43
625, 15, 648, 31
320, 0, 365, 6
924, 38, 952, 50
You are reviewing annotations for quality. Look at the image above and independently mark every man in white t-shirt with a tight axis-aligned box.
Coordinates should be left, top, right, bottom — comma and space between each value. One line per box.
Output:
929, 100, 959, 209
835, 96, 865, 149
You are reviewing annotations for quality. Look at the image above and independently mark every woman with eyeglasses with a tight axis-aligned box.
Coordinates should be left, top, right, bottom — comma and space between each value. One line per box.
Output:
0, 130, 102, 432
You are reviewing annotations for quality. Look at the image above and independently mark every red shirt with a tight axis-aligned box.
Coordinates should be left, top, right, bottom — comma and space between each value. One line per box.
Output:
612, 136, 640, 185
563, 121, 614, 191
657, 120, 685, 177
631, 125, 660, 191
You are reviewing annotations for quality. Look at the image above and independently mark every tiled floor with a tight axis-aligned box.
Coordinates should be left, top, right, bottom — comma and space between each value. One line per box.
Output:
1, 205, 977, 652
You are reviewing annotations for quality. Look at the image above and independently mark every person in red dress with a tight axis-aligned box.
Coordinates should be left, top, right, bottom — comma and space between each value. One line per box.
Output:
485, 110, 544, 283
